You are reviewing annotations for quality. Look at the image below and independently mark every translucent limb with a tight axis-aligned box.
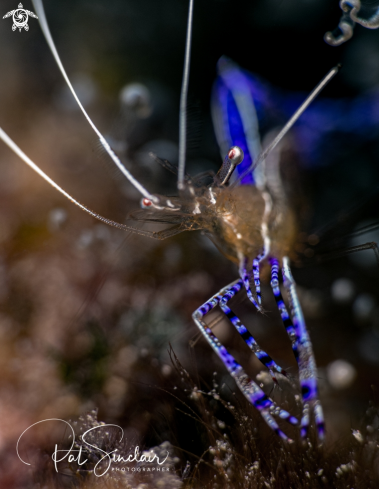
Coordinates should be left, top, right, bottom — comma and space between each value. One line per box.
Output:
31, 0, 155, 201
325, 1, 379, 47
316, 241, 379, 267
281, 257, 325, 441
149, 153, 216, 188
346, 222, 379, 241
270, 258, 299, 362
192, 284, 298, 441
324, 9, 355, 46
218, 279, 287, 381
149, 153, 191, 181
239, 254, 266, 311
252, 253, 266, 306
239, 257, 261, 311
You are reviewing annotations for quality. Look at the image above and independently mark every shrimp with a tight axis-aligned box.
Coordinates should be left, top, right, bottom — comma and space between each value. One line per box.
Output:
0, 0, 341, 442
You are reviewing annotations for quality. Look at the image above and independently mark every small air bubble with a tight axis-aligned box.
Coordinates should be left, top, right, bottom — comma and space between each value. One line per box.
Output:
140, 348, 149, 357
353, 293, 375, 321
119, 83, 152, 118
327, 359, 356, 389
48, 207, 67, 232
331, 278, 355, 303
77, 229, 94, 250
307, 234, 319, 246
161, 364, 172, 376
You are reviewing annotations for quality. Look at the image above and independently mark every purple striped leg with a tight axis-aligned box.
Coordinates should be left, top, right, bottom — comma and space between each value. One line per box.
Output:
270, 258, 299, 362
239, 255, 264, 312
218, 279, 287, 382
193, 282, 298, 441
252, 252, 266, 305
281, 257, 325, 441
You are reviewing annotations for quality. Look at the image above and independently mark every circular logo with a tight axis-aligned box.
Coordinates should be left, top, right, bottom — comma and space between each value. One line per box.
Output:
12, 8, 28, 30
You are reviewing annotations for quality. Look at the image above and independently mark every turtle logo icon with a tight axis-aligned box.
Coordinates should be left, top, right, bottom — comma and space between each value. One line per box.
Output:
3, 3, 38, 32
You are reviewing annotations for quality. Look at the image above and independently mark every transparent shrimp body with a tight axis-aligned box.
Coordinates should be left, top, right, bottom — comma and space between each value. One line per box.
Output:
136, 150, 307, 441
188, 59, 325, 441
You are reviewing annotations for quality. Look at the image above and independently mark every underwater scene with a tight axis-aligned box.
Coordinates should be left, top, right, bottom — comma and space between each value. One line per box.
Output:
1, 0, 379, 487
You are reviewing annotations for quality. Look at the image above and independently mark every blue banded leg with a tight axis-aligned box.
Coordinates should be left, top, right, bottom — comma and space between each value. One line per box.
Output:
252, 252, 265, 305
270, 258, 299, 362
192, 283, 298, 441
239, 257, 262, 312
282, 257, 325, 441
218, 279, 286, 382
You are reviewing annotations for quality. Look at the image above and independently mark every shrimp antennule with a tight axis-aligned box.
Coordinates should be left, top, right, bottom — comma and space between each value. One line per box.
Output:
0, 128, 166, 239
177, 0, 195, 190
31, 0, 155, 201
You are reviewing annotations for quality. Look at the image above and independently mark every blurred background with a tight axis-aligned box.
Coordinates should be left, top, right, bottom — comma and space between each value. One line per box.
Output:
0, 0, 379, 486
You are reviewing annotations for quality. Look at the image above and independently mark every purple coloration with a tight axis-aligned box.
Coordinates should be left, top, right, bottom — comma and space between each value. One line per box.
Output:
282, 258, 325, 440
239, 257, 262, 311
270, 259, 298, 360
252, 253, 265, 304
192, 278, 299, 440
301, 377, 318, 402
213, 57, 379, 170
219, 280, 285, 377
211, 58, 262, 185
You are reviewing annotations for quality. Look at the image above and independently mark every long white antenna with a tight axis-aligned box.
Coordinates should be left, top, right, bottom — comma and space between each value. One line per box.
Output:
177, 0, 194, 190
0, 127, 156, 237
31, 0, 156, 202
232, 65, 341, 187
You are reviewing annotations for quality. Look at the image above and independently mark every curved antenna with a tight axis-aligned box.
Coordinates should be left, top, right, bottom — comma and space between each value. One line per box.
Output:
324, 11, 354, 46
31, 0, 156, 202
0, 127, 157, 238
177, 0, 194, 190
231, 65, 341, 188
343, 0, 379, 29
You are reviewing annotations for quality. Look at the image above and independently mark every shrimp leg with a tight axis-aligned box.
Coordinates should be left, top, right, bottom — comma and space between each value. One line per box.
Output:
281, 257, 325, 441
218, 279, 286, 381
270, 258, 299, 362
193, 282, 298, 441
239, 256, 264, 311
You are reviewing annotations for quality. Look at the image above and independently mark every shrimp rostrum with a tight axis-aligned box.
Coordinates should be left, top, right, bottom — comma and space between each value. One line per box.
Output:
0, 0, 340, 442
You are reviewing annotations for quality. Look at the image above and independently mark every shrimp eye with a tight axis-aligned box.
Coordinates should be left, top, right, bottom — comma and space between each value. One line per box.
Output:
228, 146, 244, 165
141, 198, 152, 208
216, 146, 245, 186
